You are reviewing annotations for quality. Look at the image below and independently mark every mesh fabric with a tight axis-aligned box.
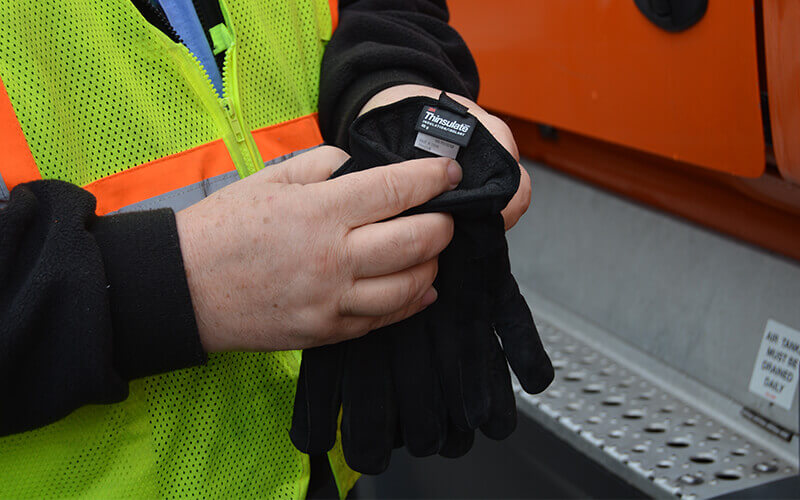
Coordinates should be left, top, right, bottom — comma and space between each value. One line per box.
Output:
0, 0, 220, 186
0, 0, 356, 498
224, 0, 332, 133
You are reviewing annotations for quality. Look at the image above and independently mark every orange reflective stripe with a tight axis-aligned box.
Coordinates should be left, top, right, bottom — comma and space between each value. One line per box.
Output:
330, 0, 339, 31
2, 78, 321, 215
85, 113, 323, 215
0, 77, 40, 191
251, 113, 323, 163
84, 139, 234, 215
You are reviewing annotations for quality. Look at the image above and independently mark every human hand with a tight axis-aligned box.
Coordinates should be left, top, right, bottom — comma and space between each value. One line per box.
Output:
360, 84, 531, 230
175, 146, 460, 353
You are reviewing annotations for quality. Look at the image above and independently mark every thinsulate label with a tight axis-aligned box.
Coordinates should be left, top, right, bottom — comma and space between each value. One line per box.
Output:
415, 106, 476, 147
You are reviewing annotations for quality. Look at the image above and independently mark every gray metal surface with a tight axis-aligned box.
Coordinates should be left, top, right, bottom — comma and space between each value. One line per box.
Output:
514, 293, 798, 498
508, 160, 800, 433
358, 160, 800, 499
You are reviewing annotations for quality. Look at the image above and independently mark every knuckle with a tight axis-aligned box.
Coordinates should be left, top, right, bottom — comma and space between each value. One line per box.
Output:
317, 145, 350, 164
520, 168, 532, 203
333, 317, 369, 342
328, 179, 360, 219
497, 118, 514, 140
415, 214, 453, 257
380, 170, 406, 213
404, 220, 424, 259
438, 214, 455, 244
400, 271, 422, 305
336, 288, 357, 316
422, 259, 438, 286
488, 115, 511, 138
489, 116, 519, 159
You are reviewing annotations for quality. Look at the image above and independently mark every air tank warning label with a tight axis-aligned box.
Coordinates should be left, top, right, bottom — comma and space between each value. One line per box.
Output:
748, 319, 800, 410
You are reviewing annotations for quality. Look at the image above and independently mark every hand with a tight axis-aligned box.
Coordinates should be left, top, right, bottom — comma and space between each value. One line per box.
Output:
360, 84, 531, 230
175, 146, 461, 353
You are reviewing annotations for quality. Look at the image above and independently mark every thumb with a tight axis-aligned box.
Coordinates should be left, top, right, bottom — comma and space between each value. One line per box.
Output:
259, 146, 350, 184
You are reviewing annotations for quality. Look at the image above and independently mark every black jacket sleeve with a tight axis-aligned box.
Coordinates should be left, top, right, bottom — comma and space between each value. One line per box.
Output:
0, 180, 205, 436
319, 0, 480, 148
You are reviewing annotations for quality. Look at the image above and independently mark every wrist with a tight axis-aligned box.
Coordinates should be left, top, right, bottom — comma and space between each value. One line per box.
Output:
175, 207, 224, 353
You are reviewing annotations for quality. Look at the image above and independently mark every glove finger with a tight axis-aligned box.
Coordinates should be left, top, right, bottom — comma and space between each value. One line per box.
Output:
341, 332, 397, 474
393, 420, 405, 449
392, 313, 447, 457
431, 241, 493, 430
431, 295, 492, 430
289, 344, 344, 454
493, 273, 554, 394
479, 334, 517, 440
438, 420, 475, 459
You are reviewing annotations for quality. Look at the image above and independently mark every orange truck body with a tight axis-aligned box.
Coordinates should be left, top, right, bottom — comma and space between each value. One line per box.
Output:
449, 0, 800, 260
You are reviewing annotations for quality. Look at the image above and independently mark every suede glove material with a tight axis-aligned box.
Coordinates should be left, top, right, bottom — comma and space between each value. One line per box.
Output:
290, 94, 553, 474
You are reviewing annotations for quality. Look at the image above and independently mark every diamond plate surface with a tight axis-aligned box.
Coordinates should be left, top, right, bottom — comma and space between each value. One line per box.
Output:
514, 319, 798, 498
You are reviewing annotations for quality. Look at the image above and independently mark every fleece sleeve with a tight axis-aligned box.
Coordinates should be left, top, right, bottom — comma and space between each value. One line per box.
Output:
0, 180, 206, 436
318, 0, 480, 148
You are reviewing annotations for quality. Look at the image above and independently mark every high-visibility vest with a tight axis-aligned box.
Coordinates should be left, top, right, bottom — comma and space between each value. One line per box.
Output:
0, 1, 359, 498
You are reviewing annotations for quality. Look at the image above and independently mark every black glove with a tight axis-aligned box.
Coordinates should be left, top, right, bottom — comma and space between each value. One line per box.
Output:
290, 94, 553, 474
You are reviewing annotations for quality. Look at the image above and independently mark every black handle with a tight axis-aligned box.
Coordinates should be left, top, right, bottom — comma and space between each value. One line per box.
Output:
634, 0, 708, 32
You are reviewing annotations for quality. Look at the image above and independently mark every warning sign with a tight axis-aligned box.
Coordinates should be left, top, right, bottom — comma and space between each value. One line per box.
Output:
748, 320, 800, 410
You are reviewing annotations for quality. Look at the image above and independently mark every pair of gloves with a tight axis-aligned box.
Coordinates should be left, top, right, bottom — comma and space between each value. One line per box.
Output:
290, 94, 554, 474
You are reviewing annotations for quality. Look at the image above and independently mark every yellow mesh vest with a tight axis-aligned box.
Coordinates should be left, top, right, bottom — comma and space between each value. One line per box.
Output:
0, 0, 358, 497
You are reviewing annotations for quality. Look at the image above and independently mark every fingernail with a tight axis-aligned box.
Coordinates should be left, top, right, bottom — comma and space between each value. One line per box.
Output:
420, 287, 438, 307
446, 160, 462, 188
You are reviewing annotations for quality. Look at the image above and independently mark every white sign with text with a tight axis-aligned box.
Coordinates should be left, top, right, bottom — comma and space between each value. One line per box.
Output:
748, 319, 800, 410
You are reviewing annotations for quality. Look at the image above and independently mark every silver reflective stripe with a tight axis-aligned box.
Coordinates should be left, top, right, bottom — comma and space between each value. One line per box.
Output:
262, 144, 320, 168
114, 170, 239, 214
114, 144, 322, 213
0, 171, 9, 202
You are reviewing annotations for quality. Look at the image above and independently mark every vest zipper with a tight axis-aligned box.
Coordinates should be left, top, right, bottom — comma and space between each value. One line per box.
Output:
154, 1, 263, 179
221, 98, 245, 143
218, 0, 263, 177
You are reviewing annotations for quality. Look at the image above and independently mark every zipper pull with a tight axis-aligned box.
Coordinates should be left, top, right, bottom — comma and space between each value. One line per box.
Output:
221, 97, 245, 142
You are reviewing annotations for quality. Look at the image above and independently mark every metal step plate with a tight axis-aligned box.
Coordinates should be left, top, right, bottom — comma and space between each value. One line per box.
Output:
514, 297, 798, 499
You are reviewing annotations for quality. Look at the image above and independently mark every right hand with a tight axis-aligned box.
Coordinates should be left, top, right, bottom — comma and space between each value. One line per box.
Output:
175, 146, 461, 353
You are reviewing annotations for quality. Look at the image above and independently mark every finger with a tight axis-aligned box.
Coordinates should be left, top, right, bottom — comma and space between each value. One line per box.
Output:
433, 312, 493, 430
260, 146, 350, 184
479, 335, 517, 441
339, 259, 439, 316
501, 164, 532, 230
331, 287, 438, 344
431, 253, 492, 431
391, 314, 447, 457
484, 225, 553, 393
366, 286, 437, 330
289, 343, 345, 454
323, 157, 462, 227
348, 213, 454, 278
439, 421, 475, 459
493, 273, 554, 394
341, 332, 397, 474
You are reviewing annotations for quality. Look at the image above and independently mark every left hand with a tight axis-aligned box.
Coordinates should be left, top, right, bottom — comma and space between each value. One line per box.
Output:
360, 84, 531, 230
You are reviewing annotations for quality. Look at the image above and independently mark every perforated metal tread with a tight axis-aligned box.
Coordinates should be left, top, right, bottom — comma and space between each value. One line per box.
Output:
514, 316, 798, 499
